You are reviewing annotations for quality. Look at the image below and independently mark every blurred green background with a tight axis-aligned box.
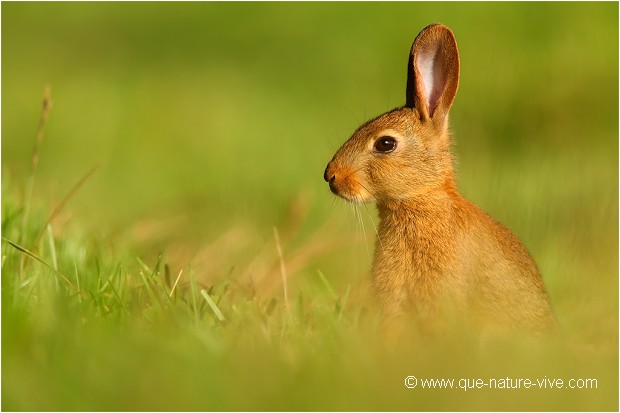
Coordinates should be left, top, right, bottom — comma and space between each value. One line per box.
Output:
2, 2, 618, 411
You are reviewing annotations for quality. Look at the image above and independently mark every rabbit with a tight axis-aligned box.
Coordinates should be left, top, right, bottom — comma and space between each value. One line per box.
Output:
323, 23, 556, 334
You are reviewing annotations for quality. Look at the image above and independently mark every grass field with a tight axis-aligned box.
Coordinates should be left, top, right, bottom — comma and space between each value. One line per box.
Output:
2, 2, 618, 411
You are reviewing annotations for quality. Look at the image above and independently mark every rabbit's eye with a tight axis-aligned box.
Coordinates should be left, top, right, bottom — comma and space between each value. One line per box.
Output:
374, 136, 397, 153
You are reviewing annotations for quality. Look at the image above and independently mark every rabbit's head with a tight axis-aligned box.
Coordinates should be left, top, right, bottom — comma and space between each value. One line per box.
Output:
324, 24, 460, 204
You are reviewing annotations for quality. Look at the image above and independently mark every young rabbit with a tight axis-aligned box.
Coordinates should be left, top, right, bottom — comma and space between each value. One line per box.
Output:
324, 24, 556, 333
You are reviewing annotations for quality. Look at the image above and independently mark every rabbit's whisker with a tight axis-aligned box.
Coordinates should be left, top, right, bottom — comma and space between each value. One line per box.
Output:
361, 202, 382, 248
354, 201, 372, 266
355, 180, 377, 200
352, 179, 381, 249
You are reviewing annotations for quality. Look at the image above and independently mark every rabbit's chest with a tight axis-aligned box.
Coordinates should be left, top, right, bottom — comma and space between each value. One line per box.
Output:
372, 222, 467, 304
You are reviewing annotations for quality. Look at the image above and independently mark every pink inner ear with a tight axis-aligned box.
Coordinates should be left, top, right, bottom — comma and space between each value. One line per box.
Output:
418, 47, 446, 117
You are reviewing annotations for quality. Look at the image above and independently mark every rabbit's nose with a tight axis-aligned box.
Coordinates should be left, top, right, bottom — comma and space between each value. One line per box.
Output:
324, 165, 333, 182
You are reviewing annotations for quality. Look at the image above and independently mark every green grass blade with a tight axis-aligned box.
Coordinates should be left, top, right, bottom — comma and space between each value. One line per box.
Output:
73, 258, 82, 304
2, 236, 73, 288
317, 270, 338, 301
200, 289, 225, 322
337, 284, 351, 321
136, 257, 151, 274
46, 225, 58, 270
46, 224, 59, 292
137, 260, 163, 310
188, 265, 199, 324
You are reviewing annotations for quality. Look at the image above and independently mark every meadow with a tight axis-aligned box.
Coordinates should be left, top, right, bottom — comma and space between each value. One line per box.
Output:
2, 2, 618, 411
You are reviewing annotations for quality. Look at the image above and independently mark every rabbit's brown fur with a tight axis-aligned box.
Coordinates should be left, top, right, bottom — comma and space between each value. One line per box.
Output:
324, 24, 556, 333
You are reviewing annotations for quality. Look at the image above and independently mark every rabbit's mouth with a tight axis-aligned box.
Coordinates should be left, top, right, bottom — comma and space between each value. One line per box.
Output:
324, 165, 374, 203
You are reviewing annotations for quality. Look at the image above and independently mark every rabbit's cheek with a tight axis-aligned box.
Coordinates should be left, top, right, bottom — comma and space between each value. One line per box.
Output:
350, 176, 374, 202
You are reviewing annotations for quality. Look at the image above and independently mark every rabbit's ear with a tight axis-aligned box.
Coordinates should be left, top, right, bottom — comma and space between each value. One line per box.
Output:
405, 24, 460, 126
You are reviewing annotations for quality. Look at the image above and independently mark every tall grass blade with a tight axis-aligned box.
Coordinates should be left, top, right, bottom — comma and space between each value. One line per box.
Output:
136, 257, 152, 274
137, 257, 163, 310
273, 227, 290, 314
337, 284, 351, 321
19, 86, 52, 278
169, 268, 183, 298
46, 225, 58, 270
73, 258, 82, 304
46, 224, 59, 291
317, 270, 338, 301
188, 265, 199, 324
20, 86, 52, 246
200, 289, 226, 322
35, 165, 100, 246
3, 236, 73, 288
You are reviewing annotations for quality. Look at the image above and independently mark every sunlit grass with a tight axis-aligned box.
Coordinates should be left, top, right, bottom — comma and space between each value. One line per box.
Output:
2, 201, 617, 410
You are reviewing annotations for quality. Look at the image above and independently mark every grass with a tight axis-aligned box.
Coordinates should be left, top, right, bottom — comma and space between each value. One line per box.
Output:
2, 2, 618, 411
2, 201, 617, 410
